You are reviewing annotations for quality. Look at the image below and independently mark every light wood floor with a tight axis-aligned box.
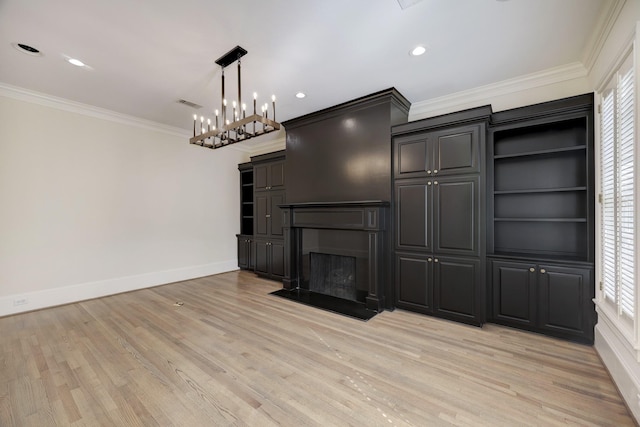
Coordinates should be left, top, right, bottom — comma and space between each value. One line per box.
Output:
0, 271, 634, 426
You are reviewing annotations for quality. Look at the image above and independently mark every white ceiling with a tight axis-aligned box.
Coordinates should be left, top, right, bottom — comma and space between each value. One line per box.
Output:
0, 0, 609, 131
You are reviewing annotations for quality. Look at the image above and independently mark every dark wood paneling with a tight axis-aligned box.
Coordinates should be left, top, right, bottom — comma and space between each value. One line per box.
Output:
284, 89, 409, 204
398, 138, 428, 176
255, 240, 269, 275
491, 260, 536, 326
539, 265, 592, 337
269, 191, 285, 237
254, 164, 268, 191
269, 161, 286, 189
396, 181, 430, 251
435, 177, 478, 256
271, 242, 285, 278
434, 257, 480, 321
255, 194, 268, 237
396, 253, 432, 311
435, 128, 479, 175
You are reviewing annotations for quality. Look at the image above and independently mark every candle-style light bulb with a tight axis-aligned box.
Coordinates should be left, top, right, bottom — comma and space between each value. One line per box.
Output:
242, 103, 246, 119
207, 118, 211, 133
272, 95, 276, 121
252, 92, 257, 116
193, 114, 197, 137
215, 109, 219, 128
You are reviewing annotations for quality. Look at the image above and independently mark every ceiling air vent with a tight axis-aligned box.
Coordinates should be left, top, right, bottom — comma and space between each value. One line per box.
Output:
177, 99, 202, 109
12, 42, 43, 56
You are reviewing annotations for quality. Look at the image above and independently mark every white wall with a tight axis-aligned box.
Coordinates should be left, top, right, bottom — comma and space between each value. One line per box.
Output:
0, 90, 247, 316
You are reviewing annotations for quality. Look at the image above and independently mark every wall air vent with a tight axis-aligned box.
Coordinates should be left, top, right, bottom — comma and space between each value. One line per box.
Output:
177, 99, 202, 109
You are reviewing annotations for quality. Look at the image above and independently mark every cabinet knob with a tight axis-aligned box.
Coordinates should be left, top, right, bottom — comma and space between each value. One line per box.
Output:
434, 181, 438, 185
427, 181, 432, 186
428, 258, 433, 262
266, 214, 271, 218
433, 169, 438, 174
434, 258, 439, 263
540, 269, 546, 274
427, 170, 432, 174
529, 267, 535, 273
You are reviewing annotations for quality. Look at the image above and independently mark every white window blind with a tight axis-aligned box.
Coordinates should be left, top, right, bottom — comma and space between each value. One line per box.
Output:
600, 54, 635, 321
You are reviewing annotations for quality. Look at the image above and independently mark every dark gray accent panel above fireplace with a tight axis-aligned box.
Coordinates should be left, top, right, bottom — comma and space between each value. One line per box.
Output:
283, 88, 410, 204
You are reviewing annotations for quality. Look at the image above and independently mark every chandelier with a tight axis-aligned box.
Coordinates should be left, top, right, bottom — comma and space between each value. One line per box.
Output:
189, 46, 281, 149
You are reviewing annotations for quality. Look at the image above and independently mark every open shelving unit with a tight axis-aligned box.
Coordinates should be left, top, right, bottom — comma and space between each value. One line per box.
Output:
239, 164, 254, 235
489, 114, 592, 262
486, 93, 596, 344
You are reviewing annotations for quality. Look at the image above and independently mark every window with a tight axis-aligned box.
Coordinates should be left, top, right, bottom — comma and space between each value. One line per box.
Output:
600, 50, 636, 326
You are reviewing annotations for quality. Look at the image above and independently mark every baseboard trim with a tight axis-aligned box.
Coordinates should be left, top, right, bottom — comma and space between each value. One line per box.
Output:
0, 260, 238, 317
594, 311, 640, 423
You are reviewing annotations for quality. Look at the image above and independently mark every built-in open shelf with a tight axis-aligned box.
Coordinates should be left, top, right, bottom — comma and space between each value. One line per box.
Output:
494, 186, 587, 195
493, 144, 586, 160
494, 218, 587, 222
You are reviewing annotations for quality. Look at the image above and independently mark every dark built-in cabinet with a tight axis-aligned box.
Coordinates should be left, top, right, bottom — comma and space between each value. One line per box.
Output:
234, 92, 596, 345
252, 150, 286, 280
491, 260, 593, 342
488, 93, 595, 343
237, 162, 254, 270
392, 106, 491, 326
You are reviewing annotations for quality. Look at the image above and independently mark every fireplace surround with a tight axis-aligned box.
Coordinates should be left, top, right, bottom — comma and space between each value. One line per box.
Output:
280, 201, 389, 312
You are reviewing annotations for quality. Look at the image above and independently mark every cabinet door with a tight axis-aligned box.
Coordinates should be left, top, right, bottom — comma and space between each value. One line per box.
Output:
491, 260, 536, 327
433, 256, 481, 324
255, 193, 268, 237
394, 134, 431, 179
395, 253, 433, 313
237, 236, 249, 269
248, 239, 255, 270
269, 191, 286, 237
395, 179, 432, 252
271, 241, 285, 278
538, 265, 593, 340
432, 124, 480, 176
254, 164, 269, 191
255, 240, 269, 275
269, 161, 286, 189
434, 176, 479, 256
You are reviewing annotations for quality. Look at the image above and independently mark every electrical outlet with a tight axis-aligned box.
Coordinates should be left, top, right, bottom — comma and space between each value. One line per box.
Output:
13, 298, 28, 306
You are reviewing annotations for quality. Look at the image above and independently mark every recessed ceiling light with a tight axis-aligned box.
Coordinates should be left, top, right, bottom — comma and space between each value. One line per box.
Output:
12, 42, 42, 57
410, 45, 427, 56
67, 58, 85, 67
295, 92, 306, 99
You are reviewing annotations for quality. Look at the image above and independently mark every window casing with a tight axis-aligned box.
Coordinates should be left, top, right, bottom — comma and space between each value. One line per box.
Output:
598, 43, 637, 341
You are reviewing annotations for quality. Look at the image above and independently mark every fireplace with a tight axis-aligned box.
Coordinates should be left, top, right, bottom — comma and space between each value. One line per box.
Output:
280, 201, 388, 312
309, 252, 356, 300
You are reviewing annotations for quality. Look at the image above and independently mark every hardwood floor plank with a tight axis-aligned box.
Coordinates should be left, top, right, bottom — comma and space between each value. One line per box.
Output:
0, 270, 635, 426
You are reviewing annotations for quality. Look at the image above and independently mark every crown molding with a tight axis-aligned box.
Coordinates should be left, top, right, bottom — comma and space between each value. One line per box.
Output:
582, 0, 628, 73
0, 82, 190, 139
409, 62, 588, 120
243, 135, 286, 156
